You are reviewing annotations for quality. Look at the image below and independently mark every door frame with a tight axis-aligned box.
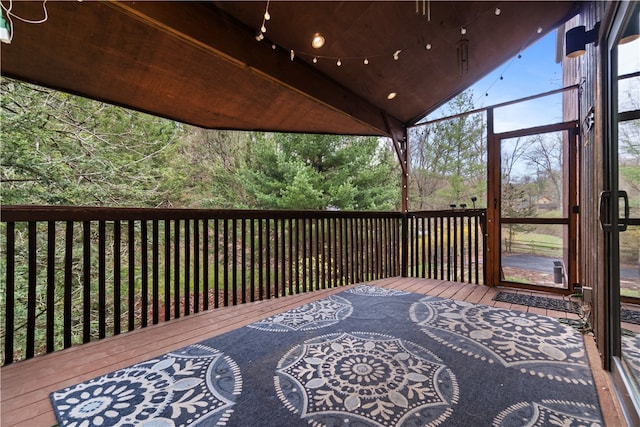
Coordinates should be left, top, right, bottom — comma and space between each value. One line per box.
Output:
486, 118, 580, 294
605, 1, 640, 424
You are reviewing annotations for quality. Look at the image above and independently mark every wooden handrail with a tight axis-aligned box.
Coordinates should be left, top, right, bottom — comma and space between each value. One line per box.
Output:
1, 205, 405, 222
1, 206, 485, 365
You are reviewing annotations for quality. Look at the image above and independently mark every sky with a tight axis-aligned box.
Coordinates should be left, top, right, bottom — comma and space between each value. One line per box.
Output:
421, 23, 640, 182
618, 39, 640, 112
424, 29, 565, 133
425, 24, 639, 132
470, 31, 563, 107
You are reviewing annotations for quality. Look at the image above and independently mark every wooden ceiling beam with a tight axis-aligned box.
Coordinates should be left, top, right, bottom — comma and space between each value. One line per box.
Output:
107, 1, 404, 137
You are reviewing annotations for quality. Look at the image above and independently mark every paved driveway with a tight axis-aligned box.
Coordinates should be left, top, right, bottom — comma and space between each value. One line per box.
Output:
502, 254, 639, 280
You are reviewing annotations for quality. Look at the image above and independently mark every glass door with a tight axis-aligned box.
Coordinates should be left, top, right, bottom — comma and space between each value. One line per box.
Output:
497, 124, 579, 291
608, 3, 640, 422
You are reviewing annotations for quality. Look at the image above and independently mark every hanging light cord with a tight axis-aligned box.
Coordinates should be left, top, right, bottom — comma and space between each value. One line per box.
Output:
2, 0, 49, 24
1, 0, 49, 43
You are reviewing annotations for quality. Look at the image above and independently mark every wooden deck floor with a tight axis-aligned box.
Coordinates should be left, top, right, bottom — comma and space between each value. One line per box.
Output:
1, 277, 626, 426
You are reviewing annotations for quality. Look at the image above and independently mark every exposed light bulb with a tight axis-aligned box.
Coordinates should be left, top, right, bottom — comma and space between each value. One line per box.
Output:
290, 50, 295, 61
461, 27, 467, 35
271, 44, 276, 49
264, 11, 271, 20
387, 92, 397, 100
337, 58, 342, 66
537, 27, 543, 34
393, 49, 401, 60
313, 57, 318, 63
261, 24, 267, 33
425, 43, 432, 50
363, 58, 369, 65
495, 8, 501, 16
255, 33, 264, 41
311, 33, 325, 49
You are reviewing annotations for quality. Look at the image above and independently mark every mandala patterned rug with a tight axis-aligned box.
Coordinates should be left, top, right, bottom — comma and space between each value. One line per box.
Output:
51, 284, 603, 426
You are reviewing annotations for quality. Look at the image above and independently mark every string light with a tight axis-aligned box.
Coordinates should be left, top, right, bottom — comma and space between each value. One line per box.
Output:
474, 24, 546, 104
256, 0, 270, 42
264, 1, 271, 21
253, 0, 513, 71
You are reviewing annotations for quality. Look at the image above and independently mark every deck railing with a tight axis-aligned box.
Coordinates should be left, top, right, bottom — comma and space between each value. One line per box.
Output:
407, 210, 485, 285
1, 206, 485, 365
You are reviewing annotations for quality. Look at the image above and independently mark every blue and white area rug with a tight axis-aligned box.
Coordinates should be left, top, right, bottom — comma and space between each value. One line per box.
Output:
50, 284, 603, 426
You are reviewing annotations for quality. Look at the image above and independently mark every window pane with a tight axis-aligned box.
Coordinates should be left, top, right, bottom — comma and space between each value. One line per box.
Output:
500, 223, 566, 287
501, 131, 566, 219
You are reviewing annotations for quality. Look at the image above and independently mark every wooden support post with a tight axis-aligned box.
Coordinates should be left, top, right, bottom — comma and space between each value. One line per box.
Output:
485, 108, 499, 287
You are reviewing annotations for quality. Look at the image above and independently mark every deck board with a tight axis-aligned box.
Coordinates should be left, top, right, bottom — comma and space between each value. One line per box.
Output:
0, 277, 626, 426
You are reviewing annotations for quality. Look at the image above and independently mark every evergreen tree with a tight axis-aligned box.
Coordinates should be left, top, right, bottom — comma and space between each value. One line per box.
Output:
2, 78, 401, 211
242, 133, 400, 210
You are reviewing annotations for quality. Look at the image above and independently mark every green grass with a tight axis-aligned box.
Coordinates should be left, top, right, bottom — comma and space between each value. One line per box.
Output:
503, 275, 534, 285
507, 232, 563, 257
518, 232, 562, 246
621, 287, 640, 298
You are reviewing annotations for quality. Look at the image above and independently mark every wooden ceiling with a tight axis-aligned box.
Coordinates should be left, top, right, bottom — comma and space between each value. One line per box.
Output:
0, 1, 580, 137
